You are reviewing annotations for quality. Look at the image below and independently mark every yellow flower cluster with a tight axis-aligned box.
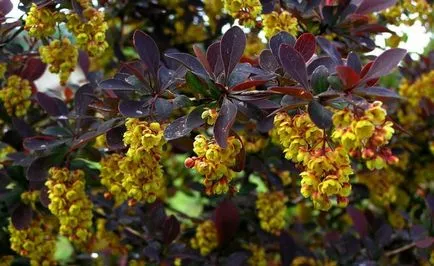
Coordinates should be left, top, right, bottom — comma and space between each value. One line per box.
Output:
273, 112, 353, 210
166, 20, 208, 45
262, 11, 298, 39
0, 75, 32, 117
24, 4, 63, 38
21, 190, 40, 209
204, 0, 224, 32
66, 7, 108, 57
201, 108, 219, 126
190, 220, 218, 256
245, 244, 267, 266
90, 218, 128, 255
0, 145, 15, 167
224, 0, 262, 28
239, 131, 267, 153
185, 135, 242, 195
100, 153, 129, 205
382, 0, 433, 28
244, 34, 266, 58
332, 101, 398, 170
291, 257, 337, 266
0, 63, 6, 79
357, 168, 406, 207
39, 38, 78, 86
120, 119, 165, 204
45, 167, 93, 248
256, 191, 288, 235
8, 216, 57, 266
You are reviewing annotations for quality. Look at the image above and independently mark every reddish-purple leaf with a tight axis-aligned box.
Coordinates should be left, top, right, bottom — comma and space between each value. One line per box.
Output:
294, 33, 316, 62
12, 203, 33, 230
39, 186, 50, 207
259, 49, 280, 72
78, 51, 90, 74
118, 100, 149, 117
353, 24, 393, 35
215, 199, 239, 244
269, 31, 296, 60
415, 237, 434, 248
347, 206, 369, 238
23, 136, 67, 152
207, 41, 223, 76
347, 52, 362, 73
75, 83, 95, 116
230, 79, 268, 92
35, 92, 68, 117
12, 118, 35, 138
214, 97, 237, 148
99, 79, 136, 91
193, 44, 213, 75
0, 0, 12, 17
164, 53, 208, 79
280, 232, 297, 265
106, 126, 126, 150
308, 100, 333, 130
354, 87, 401, 100
356, 0, 397, 14
133, 30, 160, 78
21, 57, 46, 81
426, 193, 434, 215
360, 48, 407, 83
316, 37, 343, 65
279, 44, 310, 89
269, 86, 313, 100
336, 65, 360, 90
163, 215, 180, 245
220, 26, 246, 80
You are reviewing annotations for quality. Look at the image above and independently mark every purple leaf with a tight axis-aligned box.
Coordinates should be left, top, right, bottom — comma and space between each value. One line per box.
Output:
353, 87, 401, 100
214, 97, 237, 148
307, 56, 337, 75
163, 215, 180, 245
269, 31, 296, 60
336, 65, 360, 90
360, 48, 407, 83
316, 37, 343, 65
294, 33, 316, 62
356, 0, 397, 14
99, 79, 136, 91
21, 57, 46, 81
133, 30, 160, 78
207, 41, 223, 76
224, 252, 249, 266
12, 118, 35, 138
410, 224, 428, 241
0, 0, 12, 17
259, 49, 280, 72
374, 224, 393, 247
75, 83, 95, 116
118, 100, 150, 117
193, 44, 213, 75
279, 44, 310, 89
154, 98, 173, 121
220, 26, 246, 81
12, 203, 33, 230
280, 232, 297, 265
106, 126, 126, 150
230, 79, 268, 92
215, 199, 239, 244
23, 136, 67, 152
347, 52, 362, 73
164, 53, 208, 79
426, 194, 434, 215
269, 86, 313, 100
35, 92, 68, 117
347, 206, 369, 238
164, 109, 204, 141
415, 237, 434, 248
26, 156, 52, 182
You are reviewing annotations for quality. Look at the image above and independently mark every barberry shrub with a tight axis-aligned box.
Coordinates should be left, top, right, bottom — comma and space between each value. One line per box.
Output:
0, 0, 433, 265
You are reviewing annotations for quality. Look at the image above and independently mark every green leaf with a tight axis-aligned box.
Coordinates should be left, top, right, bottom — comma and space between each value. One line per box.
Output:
327, 75, 344, 91
185, 71, 209, 98
55, 236, 74, 262
311, 65, 330, 94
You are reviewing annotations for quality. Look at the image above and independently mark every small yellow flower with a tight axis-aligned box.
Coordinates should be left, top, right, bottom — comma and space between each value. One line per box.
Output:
0, 75, 32, 117
256, 191, 288, 235
262, 11, 298, 38
190, 220, 218, 256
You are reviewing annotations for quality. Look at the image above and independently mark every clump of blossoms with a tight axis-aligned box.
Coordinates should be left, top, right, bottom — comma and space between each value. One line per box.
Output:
99, 153, 129, 205
45, 167, 93, 248
262, 11, 298, 38
121, 118, 166, 204
0, 75, 32, 117
245, 244, 267, 266
39, 38, 78, 85
66, 6, 108, 57
20, 190, 40, 209
223, 0, 262, 28
256, 191, 288, 235
185, 135, 242, 195
201, 108, 219, 125
24, 4, 63, 38
90, 218, 128, 256
239, 130, 267, 153
382, 0, 433, 28
8, 216, 57, 266
332, 101, 398, 170
190, 220, 218, 256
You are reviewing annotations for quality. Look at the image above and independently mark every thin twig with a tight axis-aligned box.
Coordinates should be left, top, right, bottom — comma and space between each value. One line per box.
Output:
385, 242, 416, 257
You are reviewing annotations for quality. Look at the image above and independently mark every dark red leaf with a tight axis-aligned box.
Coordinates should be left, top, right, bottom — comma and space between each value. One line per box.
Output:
294, 33, 316, 62
307, 100, 333, 130
133, 30, 160, 78
207, 41, 223, 75
279, 44, 309, 89
215, 199, 239, 244
347, 206, 369, 238
220, 26, 246, 80
0, 0, 12, 17
12, 203, 33, 230
353, 24, 393, 36
163, 215, 180, 245
360, 48, 407, 83
269, 86, 313, 100
356, 0, 397, 14
336, 65, 360, 90
21, 57, 46, 81
36, 92, 68, 117
230, 79, 267, 92
193, 44, 213, 75
269, 31, 296, 60
214, 97, 237, 148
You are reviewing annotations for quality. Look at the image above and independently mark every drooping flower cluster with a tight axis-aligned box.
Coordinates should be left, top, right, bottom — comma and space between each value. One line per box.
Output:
185, 135, 242, 195
21, 190, 40, 209
223, 0, 262, 28
382, 0, 433, 28
8, 216, 57, 266
190, 220, 218, 256
256, 191, 288, 235
245, 244, 267, 266
0, 75, 32, 117
262, 11, 298, 38
100, 153, 129, 205
239, 130, 267, 153
45, 167, 93, 248
24, 4, 63, 38
39, 38, 78, 85
66, 7, 108, 57
90, 218, 128, 256
332, 101, 398, 170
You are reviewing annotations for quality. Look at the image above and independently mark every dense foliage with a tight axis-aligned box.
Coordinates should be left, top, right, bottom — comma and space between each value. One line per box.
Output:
0, 0, 433, 265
